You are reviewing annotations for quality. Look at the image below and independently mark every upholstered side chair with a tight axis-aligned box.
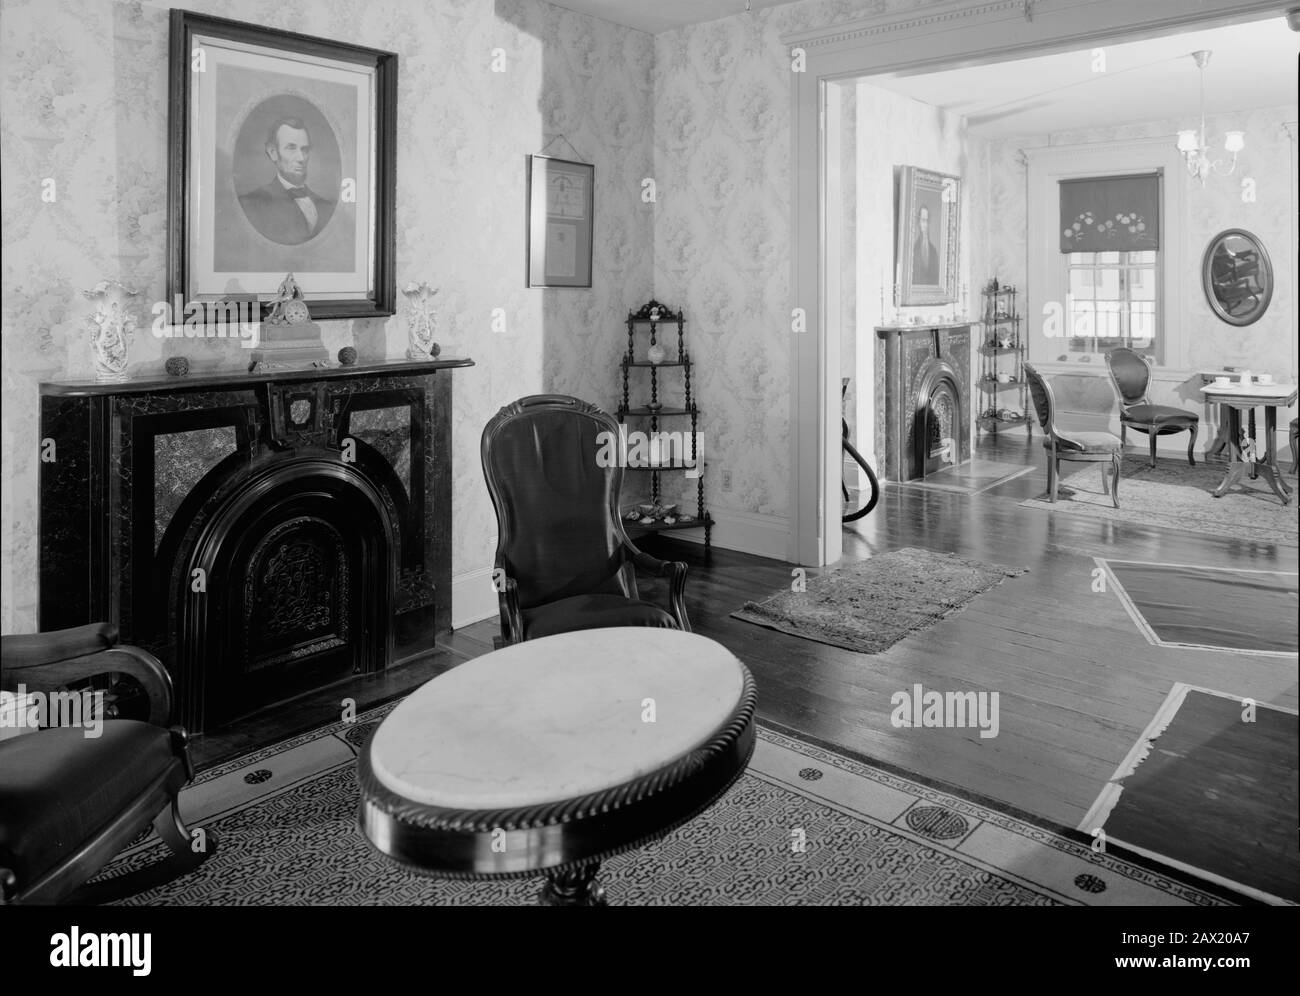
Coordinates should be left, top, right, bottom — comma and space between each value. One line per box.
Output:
481, 395, 690, 647
1023, 363, 1122, 508
1104, 347, 1199, 467
0, 623, 214, 904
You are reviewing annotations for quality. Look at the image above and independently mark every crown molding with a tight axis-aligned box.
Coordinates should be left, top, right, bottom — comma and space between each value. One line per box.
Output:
782, 0, 1286, 53
1021, 134, 1181, 163
783, 0, 1024, 49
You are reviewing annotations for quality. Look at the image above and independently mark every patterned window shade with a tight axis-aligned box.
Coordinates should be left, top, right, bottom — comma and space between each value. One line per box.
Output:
1059, 172, 1160, 253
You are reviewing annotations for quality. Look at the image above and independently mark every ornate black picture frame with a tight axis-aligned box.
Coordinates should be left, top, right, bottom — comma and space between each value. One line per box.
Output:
168, 11, 397, 322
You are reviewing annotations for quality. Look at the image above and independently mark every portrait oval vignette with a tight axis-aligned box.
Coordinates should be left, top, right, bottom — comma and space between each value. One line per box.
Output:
233, 94, 342, 248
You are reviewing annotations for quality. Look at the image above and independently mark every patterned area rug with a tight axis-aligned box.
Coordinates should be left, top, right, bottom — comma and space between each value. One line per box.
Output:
1020, 456, 1298, 545
732, 547, 1027, 655
93, 709, 1227, 906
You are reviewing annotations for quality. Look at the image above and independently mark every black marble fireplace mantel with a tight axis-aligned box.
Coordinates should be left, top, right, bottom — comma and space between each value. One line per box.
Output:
38, 356, 473, 733
41, 356, 473, 396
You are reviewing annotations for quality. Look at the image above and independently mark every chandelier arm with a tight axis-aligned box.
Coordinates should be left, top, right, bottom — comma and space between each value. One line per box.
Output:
1178, 50, 1240, 187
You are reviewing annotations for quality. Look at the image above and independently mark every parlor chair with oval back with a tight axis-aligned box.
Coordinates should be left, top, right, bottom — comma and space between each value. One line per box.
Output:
1104, 347, 1199, 468
481, 395, 690, 647
1023, 363, 1122, 508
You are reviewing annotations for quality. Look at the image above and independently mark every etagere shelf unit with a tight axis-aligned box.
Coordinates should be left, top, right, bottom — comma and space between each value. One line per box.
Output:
617, 299, 713, 554
977, 279, 1032, 437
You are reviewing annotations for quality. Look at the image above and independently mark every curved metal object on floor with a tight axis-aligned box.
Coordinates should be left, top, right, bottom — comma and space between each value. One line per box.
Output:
842, 418, 880, 522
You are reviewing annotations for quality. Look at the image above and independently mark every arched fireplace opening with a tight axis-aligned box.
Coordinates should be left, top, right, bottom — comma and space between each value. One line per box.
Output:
913, 359, 964, 478
175, 457, 396, 733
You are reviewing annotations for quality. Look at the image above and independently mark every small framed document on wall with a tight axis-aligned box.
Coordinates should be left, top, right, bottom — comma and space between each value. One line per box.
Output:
526, 155, 594, 288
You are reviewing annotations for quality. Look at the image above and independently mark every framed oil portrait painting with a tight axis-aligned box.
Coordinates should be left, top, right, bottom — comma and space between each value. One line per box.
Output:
895, 166, 960, 306
526, 155, 594, 288
168, 11, 396, 321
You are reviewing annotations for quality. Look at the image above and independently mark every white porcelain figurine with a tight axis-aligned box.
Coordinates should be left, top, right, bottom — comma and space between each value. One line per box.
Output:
402, 281, 440, 360
85, 280, 139, 381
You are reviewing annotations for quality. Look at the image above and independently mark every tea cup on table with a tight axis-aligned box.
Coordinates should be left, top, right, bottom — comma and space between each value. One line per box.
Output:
1257, 373, 1274, 385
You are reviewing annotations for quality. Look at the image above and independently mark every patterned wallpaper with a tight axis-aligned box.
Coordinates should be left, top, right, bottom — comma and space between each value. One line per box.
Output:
854, 81, 984, 461
651, 0, 951, 521
979, 106, 1298, 381
0, 0, 654, 631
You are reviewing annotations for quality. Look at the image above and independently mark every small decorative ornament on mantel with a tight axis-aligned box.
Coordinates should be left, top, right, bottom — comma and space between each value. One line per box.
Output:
85, 280, 139, 381
402, 281, 441, 360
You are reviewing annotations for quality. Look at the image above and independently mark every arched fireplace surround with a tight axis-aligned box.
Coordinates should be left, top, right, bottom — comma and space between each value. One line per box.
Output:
37, 359, 469, 735
175, 457, 396, 732
874, 323, 972, 481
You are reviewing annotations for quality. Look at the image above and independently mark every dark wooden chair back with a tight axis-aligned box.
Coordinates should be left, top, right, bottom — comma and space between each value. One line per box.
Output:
481, 395, 636, 611
1022, 362, 1056, 436
1105, 348, 1151, 407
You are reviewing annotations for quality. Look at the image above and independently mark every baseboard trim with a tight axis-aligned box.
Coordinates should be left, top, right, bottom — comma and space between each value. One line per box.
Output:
451, 566, 498, 629
660, 509, 789, 562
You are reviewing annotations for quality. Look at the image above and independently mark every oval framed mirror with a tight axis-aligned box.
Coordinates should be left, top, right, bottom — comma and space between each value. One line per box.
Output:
1202, 229, 1273, 327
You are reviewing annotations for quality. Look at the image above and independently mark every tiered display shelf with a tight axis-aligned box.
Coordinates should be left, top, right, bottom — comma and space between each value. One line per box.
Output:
617, 300, 713, 553
977, 280, 1032, 437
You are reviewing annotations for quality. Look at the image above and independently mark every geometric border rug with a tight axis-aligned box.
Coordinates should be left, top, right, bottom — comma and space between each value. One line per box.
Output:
1078, 684, 1299, 906
95, 707, 1232, 906
1095, 558, 1299, 657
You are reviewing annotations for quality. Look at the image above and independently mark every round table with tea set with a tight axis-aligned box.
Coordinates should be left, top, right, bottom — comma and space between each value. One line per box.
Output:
1201, 376, 1297, 506
357, 627, 757, 905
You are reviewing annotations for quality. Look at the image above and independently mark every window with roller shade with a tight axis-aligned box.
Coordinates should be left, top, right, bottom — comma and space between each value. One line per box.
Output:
1059, 172, 1162, 359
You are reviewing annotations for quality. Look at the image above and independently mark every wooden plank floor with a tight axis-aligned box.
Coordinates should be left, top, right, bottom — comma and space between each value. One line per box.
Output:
466, 433, 1299, 832
198, 433, 1298, 844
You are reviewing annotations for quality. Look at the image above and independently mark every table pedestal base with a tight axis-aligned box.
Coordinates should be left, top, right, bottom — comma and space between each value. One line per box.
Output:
1211, 405, 1292, 505
540, 863, 608, 906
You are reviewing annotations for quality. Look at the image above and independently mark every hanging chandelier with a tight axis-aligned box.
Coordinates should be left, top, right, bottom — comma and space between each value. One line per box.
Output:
1176, 50, 1244, 186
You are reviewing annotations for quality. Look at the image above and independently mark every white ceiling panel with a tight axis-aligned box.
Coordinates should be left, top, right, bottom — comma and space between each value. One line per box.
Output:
866, 18, 1298, 137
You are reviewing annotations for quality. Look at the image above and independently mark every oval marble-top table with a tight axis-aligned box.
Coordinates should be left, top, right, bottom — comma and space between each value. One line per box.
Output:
357, 627, 757, 905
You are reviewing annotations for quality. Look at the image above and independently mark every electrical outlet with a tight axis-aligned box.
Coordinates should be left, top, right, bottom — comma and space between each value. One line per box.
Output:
721, 469, 733, 491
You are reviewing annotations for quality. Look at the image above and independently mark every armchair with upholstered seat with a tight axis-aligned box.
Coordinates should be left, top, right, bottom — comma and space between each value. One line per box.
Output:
481, 394, 690, 647
1105, 347, 1199, 467
1023, 363, 1122, 507
0, 623, 213, 904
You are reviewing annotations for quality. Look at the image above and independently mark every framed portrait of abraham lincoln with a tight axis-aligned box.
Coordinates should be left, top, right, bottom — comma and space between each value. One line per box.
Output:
895, 165, 960, 307
168, 11, 397, 321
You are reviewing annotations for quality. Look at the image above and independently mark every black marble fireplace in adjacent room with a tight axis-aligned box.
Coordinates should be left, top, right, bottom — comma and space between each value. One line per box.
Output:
874, 323, 972, 481
38, 358, 471, 733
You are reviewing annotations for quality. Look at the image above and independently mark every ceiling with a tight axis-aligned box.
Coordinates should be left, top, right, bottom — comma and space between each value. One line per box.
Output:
547, 0, 785, 34
866, 18, 1299, 137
